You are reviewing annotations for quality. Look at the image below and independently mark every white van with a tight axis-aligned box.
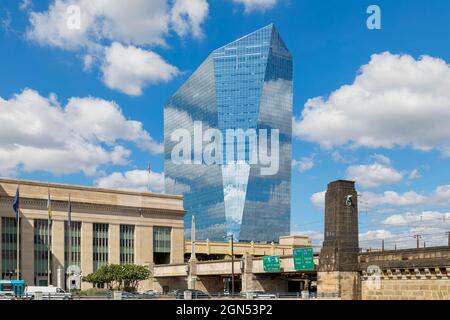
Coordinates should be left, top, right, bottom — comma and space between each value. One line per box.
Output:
25, 286, 72, 300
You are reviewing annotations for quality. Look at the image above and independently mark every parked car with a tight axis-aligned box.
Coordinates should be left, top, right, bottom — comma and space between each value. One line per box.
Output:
176, 289, 211, 300
140, 290, 159, 298
241, 290, 276, 299
168, 289, 184, 297
0, 291, 16, 300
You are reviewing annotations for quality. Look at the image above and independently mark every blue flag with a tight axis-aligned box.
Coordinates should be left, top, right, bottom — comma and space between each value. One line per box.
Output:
12, 187, 20, 222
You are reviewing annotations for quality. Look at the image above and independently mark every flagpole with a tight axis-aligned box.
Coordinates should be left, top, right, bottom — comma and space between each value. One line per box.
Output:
16, 206, 20, 280
15, 186, 20, 280
68, 194, 72, 292
147, 162, 151, 192
47, 188, 52, 286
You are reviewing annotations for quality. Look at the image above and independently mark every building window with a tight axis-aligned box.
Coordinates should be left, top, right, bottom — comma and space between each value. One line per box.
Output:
120, 225, 135, 265
153, 226, 171, 265
93, 223, 109, 271
34, 219, 52, 285
1, 217, 19, 279
64, 221, 81, 270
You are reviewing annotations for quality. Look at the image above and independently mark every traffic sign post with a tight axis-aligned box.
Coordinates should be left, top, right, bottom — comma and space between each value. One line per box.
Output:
293, 248, 314, 271
263, 256, 281, 272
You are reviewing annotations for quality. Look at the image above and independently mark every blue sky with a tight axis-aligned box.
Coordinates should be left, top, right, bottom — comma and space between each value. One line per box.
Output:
1, 0, 450, 248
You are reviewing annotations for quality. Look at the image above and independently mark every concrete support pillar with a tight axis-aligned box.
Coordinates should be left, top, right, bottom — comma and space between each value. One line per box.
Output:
21, 218, 34, 285
52, 220, 65, 286
188, 258, 198, 290
171, 227, 184, 264
81, 222, 93, 290
206, 239, 210, 255
241, 254, 254, 293
109, 224, 120, 265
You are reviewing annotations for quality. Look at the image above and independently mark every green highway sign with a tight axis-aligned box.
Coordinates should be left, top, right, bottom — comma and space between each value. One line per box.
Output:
293, 248, 314, 271
263, 256, 281, 272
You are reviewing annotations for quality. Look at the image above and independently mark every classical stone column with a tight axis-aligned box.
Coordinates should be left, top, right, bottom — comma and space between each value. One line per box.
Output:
52, 220, 65, 286
81, 222, 93, 290
136, 225, 153, 265
171, 227, 185, 264
109, 224, 120, 265
21, 218, 34, 285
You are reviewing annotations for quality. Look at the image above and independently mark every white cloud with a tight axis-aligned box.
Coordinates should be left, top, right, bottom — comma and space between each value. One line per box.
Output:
359, 229, 393, 241
294, 52, 450, 156
19, 0, 32, 11
345, 156, 403, 188
95, 170, 165, 193
26, 0, 209, 95
170, 0, 208, 39
310, 191, 326, 208
311, 189, 427, 209
0, 88, 162, 176
232, 0, 278, 13
27, 0, 170, 50
382, 211, 450, 228
101, 42, 179, 96
292, 156, 314, 173
434, 185, 450, 204
361, 191, 426, 207
409, 169, 421, 180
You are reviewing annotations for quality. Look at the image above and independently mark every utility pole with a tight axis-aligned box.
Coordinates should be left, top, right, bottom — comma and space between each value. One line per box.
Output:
231, 234, 235, 296
223, 234, 235, 296
413, 235, 422, 249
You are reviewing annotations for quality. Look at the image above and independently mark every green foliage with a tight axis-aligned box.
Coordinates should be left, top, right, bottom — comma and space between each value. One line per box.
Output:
82, 264, 151, 291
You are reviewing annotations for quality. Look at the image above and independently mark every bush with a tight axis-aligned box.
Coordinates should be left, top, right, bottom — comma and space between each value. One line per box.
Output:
82, 264, 151, 291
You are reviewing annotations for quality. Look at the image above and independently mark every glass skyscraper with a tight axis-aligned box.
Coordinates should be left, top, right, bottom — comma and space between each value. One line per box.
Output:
164, 24, 293, 242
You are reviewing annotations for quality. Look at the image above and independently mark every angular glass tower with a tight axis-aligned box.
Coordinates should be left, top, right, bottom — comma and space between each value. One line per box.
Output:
164, 24, 293, 242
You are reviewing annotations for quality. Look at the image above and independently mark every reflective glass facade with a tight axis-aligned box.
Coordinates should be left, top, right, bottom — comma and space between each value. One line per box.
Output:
164, 25, 292, 242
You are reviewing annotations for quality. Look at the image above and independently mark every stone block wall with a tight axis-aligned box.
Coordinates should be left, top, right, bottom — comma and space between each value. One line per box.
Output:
362, 279, 450, 300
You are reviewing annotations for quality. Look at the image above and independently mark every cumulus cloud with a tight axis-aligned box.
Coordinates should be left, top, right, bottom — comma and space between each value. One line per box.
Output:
345, 155, 403, 188
292, 156, 315, 173
26, 0, 208, 95
170, 0, 208, 39
0, 89, 162, 176
310, 191, 326, 208
101, 42, 179, 96
27, 0, 170, 49
95, 170, 165, 193
294, 52, 450, 156
382, 211, 450, 228
232, 0, 278, 13
311, 189, 427, 209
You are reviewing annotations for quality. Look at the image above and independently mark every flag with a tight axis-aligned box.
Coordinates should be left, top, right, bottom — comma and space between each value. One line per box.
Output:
68, 194, 72, 227
147, 161, 151, 174
47, 189, 52, 220
12, 186, 20, 223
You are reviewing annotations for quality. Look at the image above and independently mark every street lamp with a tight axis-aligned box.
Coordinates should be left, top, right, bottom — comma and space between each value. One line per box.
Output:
223, 234, 235, 296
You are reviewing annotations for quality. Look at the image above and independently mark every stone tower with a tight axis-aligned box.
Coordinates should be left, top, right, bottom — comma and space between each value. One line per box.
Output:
318, 180, 361, 300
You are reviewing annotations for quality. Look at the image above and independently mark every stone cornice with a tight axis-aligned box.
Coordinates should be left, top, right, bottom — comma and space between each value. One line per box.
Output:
0, 196, 185, 217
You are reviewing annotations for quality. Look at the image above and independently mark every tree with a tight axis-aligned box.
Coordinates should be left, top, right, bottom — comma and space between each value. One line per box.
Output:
82, 264, 151, 292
